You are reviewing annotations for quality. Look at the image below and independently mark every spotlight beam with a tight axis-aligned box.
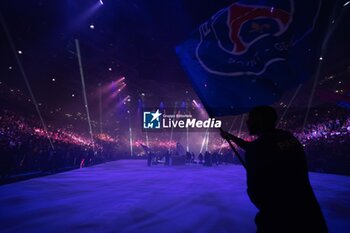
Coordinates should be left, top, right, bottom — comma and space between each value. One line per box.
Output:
99, 83, 103, 134
238, 114, 245, 138
0, 12, 54, 150
75, 39, 95, 150
128, 109, 133, 156
169, 102, 178, 148
71, 2, 102, 30
129, 127, 133, 156
200, 130, 209, 153
302, 2, 341, 129
140, 95, 150, 148
205, 131, 210, 152
218, 116, 237, 154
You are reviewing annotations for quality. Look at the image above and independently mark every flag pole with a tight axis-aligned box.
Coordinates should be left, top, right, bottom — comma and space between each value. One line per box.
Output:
218, 128, 247, 171
205, 109, 247, 170
196, 102, 248, 170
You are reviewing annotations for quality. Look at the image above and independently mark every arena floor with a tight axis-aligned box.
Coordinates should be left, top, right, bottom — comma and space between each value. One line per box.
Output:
0, 160, 349, 233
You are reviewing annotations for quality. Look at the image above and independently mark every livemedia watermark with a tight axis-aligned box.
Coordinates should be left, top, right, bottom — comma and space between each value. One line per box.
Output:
142, 108, 222, 132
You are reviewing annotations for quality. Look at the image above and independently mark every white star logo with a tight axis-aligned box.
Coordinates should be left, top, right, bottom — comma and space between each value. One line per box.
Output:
150, 109, 162, 122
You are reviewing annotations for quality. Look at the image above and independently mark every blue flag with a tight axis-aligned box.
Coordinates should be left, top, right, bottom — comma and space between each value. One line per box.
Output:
176, 0, 331, 116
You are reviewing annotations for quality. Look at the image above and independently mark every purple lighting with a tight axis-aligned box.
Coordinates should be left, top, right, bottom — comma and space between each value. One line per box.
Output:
192, 99, 199, 108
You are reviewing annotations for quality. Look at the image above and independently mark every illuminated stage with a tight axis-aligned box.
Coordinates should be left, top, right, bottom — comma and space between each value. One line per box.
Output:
0, 160, 349, 233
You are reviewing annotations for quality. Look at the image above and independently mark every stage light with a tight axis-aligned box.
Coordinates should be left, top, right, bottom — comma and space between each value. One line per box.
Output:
115, 77, 125, 84
319, 57, 323, 61
90, 24, 95, 29
72, 94, 75, 97
108, 67, 112, 71
52, 78, 55, 82
8, 66, 12, 70
141, 93, 145, 96
117, 83, 126, 93
100, 0, 104, 5
18, 50, 22, 54
344, 1, 350, 7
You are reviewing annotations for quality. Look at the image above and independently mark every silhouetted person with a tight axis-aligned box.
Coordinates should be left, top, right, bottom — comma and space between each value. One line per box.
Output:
204, 151, 212, 166
147, 152, 152, 166
165, 151, 170, 166
191, 152, 195, 163
221, 106, 327, 233
198, 153, 204, 164
186, 151, 192, 164
212, 152, 218, 165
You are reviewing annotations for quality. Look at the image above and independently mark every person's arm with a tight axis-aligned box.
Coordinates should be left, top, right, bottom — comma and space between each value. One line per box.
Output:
220, 130, 251, 151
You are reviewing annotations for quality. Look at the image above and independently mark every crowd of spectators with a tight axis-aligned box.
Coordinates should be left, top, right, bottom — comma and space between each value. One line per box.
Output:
277, 107, 350, 175
0, 109, 119, 182
1, 106, 350, 183
292, 113, 350, 175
